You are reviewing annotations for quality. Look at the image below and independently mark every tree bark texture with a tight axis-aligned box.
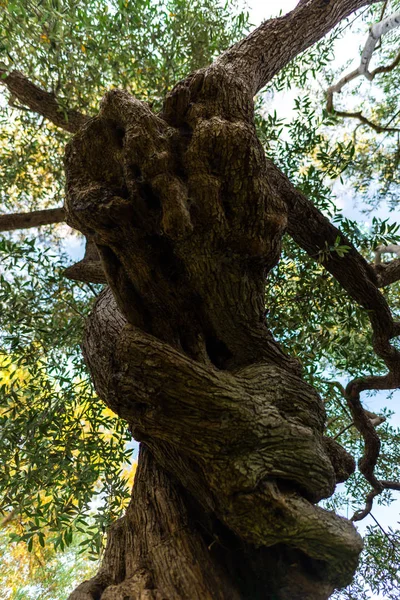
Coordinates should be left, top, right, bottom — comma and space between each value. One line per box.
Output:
65, 84, 360, 600
65, 1, 388, 598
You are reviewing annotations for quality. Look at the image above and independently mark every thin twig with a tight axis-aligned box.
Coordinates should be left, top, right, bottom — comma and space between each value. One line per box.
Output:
331, 109, 400, 133
333, 422, 354, 440
370, 513, 399, 550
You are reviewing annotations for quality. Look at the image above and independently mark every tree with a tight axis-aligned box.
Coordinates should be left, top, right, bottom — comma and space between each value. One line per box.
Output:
0, 0, 250, 586
1, 0, 400, 598
0, 509, 96, 600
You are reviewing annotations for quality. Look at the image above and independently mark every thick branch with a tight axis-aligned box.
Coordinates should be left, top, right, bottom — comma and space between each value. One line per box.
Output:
267, 161, 389, 326
0, 67, 89, 133
270, 162, 399, 359
0, 207, 65, 231
217, 0, 380, 95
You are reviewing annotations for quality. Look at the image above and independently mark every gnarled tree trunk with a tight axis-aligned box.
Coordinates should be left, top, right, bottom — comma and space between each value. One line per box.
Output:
64, 1, 388, 598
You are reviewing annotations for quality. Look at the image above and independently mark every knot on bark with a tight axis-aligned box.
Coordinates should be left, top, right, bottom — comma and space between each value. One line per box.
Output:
65, 82, 292, 369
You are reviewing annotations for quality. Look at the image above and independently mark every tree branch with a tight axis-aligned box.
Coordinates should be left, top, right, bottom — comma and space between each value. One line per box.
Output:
64, 238, 106, 284
359, 10, 400, 77
352, 479, 400, 521
0, 208, 107, 283
0, 207, 65, 231
267, 160, 400, 510
329, 108, 400, 133
326, 10, 400, 131
333, 410, 385, 440
0, 67, 89, 133
216, 0, 381, 95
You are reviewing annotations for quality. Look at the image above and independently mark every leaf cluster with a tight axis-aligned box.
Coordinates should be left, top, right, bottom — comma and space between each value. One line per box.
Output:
0, 238, 133, 557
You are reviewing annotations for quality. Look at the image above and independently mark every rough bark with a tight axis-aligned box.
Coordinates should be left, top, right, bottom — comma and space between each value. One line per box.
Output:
63, 1, 393, 599
64, 238, 106, 284
216, 0, 380, 95
65, 80, 359, 600
69, 445, 347, 600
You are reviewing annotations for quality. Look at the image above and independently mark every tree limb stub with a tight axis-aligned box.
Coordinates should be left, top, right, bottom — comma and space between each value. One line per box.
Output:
0, 208, 107, 284
63, 238, 107, 284
0, 207, 109, 286
0, 207, 65, 232
0, 67, 89, 133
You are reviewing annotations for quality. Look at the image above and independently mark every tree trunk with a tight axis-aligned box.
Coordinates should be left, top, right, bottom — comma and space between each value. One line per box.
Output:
65, 63, 362, 599
64, 2, 380, 597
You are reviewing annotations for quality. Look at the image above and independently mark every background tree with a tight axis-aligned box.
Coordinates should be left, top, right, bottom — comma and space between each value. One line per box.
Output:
1, 0, 400, 598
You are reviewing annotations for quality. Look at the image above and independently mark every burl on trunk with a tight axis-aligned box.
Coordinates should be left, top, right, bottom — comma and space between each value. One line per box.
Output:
65, 2, 384, 598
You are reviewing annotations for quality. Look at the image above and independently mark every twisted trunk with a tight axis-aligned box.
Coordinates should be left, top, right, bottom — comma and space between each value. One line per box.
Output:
2, 0, 397, 596
64, 2, 390, 597
65, 57, 362, 599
